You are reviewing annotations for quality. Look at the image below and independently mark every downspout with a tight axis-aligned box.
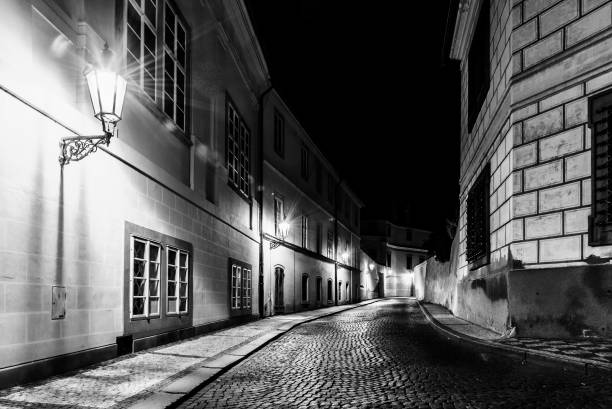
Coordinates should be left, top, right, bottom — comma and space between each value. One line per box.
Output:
334, 178, 342, 306
258, 84, 274, 319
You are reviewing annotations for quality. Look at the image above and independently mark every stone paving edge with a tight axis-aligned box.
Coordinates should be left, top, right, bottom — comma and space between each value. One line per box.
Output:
127, 299, 382, 409
416, 300, 612, 376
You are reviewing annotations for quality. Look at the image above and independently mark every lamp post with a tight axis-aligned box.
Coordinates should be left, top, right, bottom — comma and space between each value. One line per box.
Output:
59, 44, 127, 166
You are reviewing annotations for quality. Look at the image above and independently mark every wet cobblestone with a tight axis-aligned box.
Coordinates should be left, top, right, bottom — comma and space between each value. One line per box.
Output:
180, 298, 612, 409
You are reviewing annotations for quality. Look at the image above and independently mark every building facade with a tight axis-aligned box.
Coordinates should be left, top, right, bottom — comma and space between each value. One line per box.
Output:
361, 220, 430, 297
260, 90, 363, 315
450, 0, 612, 337
0, 0, 269, 386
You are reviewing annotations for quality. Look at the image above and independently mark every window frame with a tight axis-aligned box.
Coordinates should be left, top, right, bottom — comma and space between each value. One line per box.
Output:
274, 195, 285, 238
225, 95, 252, 200
467, 0, 490, 132
301, 144, 310, 180
229, 258, 253, 316
162, 0, 188, 131
126, 0, 157, 102
316, 276, 322, 303
301, 214, 309, 248
301, 274, 309, 304
166, 246, 189, 316
327, 279, 333, 303
327, 229, 334, 258
274, 266, 284, 308
129, 236, 161, 319
273, 108, 285, 158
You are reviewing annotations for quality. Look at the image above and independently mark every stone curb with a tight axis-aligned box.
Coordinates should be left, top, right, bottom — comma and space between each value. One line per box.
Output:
128, 299, 382, 409
416, 300, 612, 375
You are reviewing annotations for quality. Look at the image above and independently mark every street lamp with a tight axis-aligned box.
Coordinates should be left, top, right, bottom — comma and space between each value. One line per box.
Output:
59, 44, 127, 166
270, 220, 290, 249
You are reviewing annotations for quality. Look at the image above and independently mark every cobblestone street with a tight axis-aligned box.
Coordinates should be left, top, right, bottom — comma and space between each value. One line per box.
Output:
180, 298, 612, 409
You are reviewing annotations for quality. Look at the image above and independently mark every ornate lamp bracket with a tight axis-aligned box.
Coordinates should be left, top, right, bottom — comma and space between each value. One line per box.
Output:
270, 241, 281, 250
59, 131, 112, 166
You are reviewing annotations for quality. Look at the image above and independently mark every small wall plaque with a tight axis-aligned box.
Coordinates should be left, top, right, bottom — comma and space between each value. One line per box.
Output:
51, 286, 66, 320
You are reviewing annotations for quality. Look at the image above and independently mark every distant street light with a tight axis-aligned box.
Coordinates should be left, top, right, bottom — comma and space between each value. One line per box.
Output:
59, 43, 127, 166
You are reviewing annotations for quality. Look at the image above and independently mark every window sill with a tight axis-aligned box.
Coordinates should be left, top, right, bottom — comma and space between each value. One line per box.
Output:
130, 315, 161, 321
227, 180, 252, 204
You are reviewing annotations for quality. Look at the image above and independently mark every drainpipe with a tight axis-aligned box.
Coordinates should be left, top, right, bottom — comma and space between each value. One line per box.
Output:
258, 84, 273, 319
334, 178, 342, 306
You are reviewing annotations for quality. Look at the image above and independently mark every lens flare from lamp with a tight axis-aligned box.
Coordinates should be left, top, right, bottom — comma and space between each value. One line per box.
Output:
279, 220, 290, 240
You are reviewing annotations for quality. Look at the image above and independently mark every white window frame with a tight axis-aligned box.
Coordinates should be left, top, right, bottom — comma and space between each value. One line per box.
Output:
129, 236, 161, 319
167, 247, 189, 315
163, 0, 187, 130
231, 264, 242, 309
126, 0, 157, 101
243, 268, 252, 308
226, 99, 251, 198
302, 214, 309, 248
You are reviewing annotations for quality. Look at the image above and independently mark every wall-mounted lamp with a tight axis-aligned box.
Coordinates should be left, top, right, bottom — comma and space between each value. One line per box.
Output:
59, 44, 127, 166
270, 220, 290, 249
368, 263, 375, 271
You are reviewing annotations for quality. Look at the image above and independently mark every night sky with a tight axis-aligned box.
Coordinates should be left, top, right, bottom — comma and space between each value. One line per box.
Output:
246, 1, 461, 238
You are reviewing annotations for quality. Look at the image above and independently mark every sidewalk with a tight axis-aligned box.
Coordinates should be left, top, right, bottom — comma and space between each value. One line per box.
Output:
418, 301, 612, 373
0, 299, 380, 409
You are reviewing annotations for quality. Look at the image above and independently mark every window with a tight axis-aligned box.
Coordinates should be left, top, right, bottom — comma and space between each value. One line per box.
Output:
163, 1, 187, 130
316, 222, 322, 254
386, 251, 392, 267
589, 90, 612, 245
346, 282, 350, 302
274, 195, 284, 237
301, 144, 310, 180
467, 0, 490, 132
316, 277, 322, 302
466, 164, 490, 268
338, 281, 342, 301
327, 174, 335, 204
315, 160, 322, 193
130, 237, 161, 318
230, 260, 252, 312
301, 274, 309, 303
275, 267, 284, 307
302, 214, 309, 248
167, 247, 189, 314
327, 279, 333, 303
406, 254, 413, 270
273, 109, 285, 157
327, 229, 334, 258
127, 0, 157, 100
226, 98, 251, 198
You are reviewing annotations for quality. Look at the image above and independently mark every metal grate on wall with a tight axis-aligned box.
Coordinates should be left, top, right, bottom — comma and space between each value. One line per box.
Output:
589, 90, 612, 245
466, 163, 490, 266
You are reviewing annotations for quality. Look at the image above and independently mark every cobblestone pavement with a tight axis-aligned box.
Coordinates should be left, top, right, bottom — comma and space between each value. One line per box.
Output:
498, 337, 612, 364
180, 298, 612, 409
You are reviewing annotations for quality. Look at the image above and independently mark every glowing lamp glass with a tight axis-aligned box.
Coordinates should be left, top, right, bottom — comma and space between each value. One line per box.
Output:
85, 69, 127, 132
279, 221, 290, 239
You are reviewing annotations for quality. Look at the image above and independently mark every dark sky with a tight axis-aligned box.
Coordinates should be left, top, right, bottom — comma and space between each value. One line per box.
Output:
246, 1, 461, 234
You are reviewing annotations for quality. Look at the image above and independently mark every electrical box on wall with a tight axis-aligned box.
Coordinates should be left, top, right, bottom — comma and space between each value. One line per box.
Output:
51, 286, 66, 320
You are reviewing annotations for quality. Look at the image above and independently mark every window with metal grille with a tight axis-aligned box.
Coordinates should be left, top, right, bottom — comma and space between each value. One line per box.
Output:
467, 0, 490, 132
589, 90, 612, 245
274, 109, 285, 157
226, 98, 251, 198
163, 1, 187, 130
126, 0, 157, 100
466, 164, 490, 267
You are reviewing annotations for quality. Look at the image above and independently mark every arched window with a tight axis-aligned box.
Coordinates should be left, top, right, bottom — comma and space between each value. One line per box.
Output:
346, 282, 350, 302
316, 277, 322, 302
274, 267, 284, 307
327, 279, 333, 303
301, 274, 309, 303
338, 281, 342, 301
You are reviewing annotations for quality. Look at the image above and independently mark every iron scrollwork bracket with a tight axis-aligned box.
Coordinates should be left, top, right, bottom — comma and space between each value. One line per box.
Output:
59, 132, 112, 166
270, 241, 281, 250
